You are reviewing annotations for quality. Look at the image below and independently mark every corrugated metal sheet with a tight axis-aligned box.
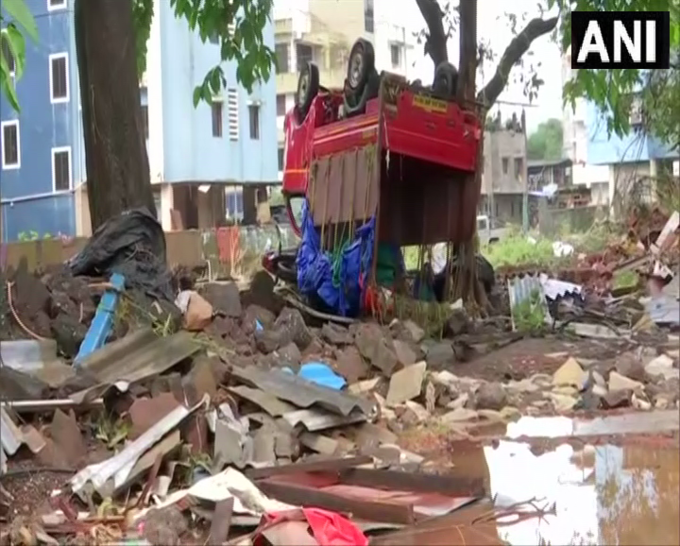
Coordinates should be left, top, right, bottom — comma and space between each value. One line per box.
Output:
0, 409, 22, 474
507, 274, 583, 331
231, 366, 376, 417
0, 408, 46, 475
69, 329, 201, 404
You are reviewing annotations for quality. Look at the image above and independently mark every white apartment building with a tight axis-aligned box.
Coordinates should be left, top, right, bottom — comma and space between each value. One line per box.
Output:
273, 0, 419, 180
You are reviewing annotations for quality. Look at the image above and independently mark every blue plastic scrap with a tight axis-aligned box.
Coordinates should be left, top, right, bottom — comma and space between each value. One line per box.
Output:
73, 272, 125, 368
281, 362, 346, 390
298, 362, 346, 390
296, 200, 375, 317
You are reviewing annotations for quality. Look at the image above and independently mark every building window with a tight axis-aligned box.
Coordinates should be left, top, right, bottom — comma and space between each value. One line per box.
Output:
1, 31, 15, 74
502, 157, 509, 175
278, 147, 284, 170
275, 43, 289, 73
296, 43, 313, 71
364, 0, 374, 33
514, 157, 524, 178
1, 120, 20, 169
211, 100, 223, 137
49, 53, 69, 103
276, 94, 286, 116
141, 104, 149, 139
48, 0, 67, 9
227, 88, 239, 140
52, 147, 72, 191
390, 44, 401, 68
249, 105, 260, 139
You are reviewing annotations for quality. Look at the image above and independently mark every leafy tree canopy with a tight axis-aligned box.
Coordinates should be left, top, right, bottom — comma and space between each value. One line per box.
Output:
558, 0, 680, 148
527, 118, 564, 160
0, 0, 38, 111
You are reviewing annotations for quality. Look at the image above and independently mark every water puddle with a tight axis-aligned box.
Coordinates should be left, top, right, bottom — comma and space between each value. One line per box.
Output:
483, 440, 679, 545
506, 410, 680, 440
381, 413, 679, 545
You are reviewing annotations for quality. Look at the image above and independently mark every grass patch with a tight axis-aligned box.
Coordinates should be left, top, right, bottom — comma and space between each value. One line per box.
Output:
482, 234, 557, 268
612, 269, 639, 290
512, 288, 548, 335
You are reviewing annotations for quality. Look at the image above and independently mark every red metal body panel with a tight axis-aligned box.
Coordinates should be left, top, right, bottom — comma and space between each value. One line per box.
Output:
282, 78, 482, 240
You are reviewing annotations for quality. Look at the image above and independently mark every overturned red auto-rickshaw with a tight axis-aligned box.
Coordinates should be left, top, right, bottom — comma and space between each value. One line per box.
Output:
263, 38, 487, 317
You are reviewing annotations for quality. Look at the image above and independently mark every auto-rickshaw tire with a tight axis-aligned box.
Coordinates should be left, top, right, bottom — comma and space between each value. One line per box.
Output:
296, 62, 320, 122
343, 70, 379, 118
346, 38, 375, 94
432, 61, 459, 98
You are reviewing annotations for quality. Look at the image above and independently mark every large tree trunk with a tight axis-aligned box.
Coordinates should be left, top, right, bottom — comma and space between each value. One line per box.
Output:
451, 0, 489, 309
75, 0, 156, 231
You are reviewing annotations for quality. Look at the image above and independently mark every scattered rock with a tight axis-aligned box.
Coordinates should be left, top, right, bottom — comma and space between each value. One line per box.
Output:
386, 361, 427, 406
335, 346, 369, 384
614, 353, 646, 382
425, 342, 455, 370
548, 392, 579, 413
200, 282, 242, 317
632, 393, 652, 411
274, 308, 313, 351
447, 309, 469, 336
608, 371, 644, 394
601, 389, 631, 409
552, 357, 587, 388
183, 292, 213, 331
355, 323, 399, 376
446, 392, 470, 410
393, 339, 417, 368
401, 320, 425, 344
474, 382, 507, 411
276, 342, 302, 369
645, 354, 679, 381
321, 323, 353, 345
441, 407, 478, 423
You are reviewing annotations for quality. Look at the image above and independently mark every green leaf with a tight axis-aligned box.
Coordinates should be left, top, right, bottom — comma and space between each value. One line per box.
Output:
192, 86, 202, 108
3, 0, 38, 42
6, 24, 26, 79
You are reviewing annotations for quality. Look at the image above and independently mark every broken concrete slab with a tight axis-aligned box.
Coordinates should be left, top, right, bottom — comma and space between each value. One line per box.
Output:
552, 357, 587, 388
386, 361, 427, 407
608, 371, 644, 394
645, 354, 679, 381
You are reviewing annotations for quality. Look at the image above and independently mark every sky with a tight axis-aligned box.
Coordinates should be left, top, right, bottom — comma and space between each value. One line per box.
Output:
276, 0, 565, 134
402, 0, 564, 133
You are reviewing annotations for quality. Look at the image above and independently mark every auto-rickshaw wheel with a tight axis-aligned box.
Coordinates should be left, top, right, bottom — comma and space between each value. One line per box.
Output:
432, 61, 459, 98
346, 38, 375, 94
296, 61, 319, 123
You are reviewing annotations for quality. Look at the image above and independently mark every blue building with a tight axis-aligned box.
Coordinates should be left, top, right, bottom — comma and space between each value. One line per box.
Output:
0, 0, 81, 241
585, 101, 678, 208
0, 0, 278, 241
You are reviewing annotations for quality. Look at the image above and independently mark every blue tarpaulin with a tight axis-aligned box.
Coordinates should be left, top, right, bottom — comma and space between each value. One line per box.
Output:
296, 200, 375, 317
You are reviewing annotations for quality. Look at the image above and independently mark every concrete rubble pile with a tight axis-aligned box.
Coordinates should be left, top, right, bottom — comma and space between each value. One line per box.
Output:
0, 211, 678, 545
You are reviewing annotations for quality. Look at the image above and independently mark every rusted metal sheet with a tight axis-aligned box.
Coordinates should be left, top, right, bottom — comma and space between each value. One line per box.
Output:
309, 149, 380, 226
230, 366, 376, 417
75, 329, 200, 386
338, 468, 485, 498
246, 455, 372, 480
370, 501, 504, 546
257, 480, 415, 524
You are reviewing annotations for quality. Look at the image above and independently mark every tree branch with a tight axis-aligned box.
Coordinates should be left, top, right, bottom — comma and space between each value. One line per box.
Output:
415, 0, 448, 67
477, 16, 558, 107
